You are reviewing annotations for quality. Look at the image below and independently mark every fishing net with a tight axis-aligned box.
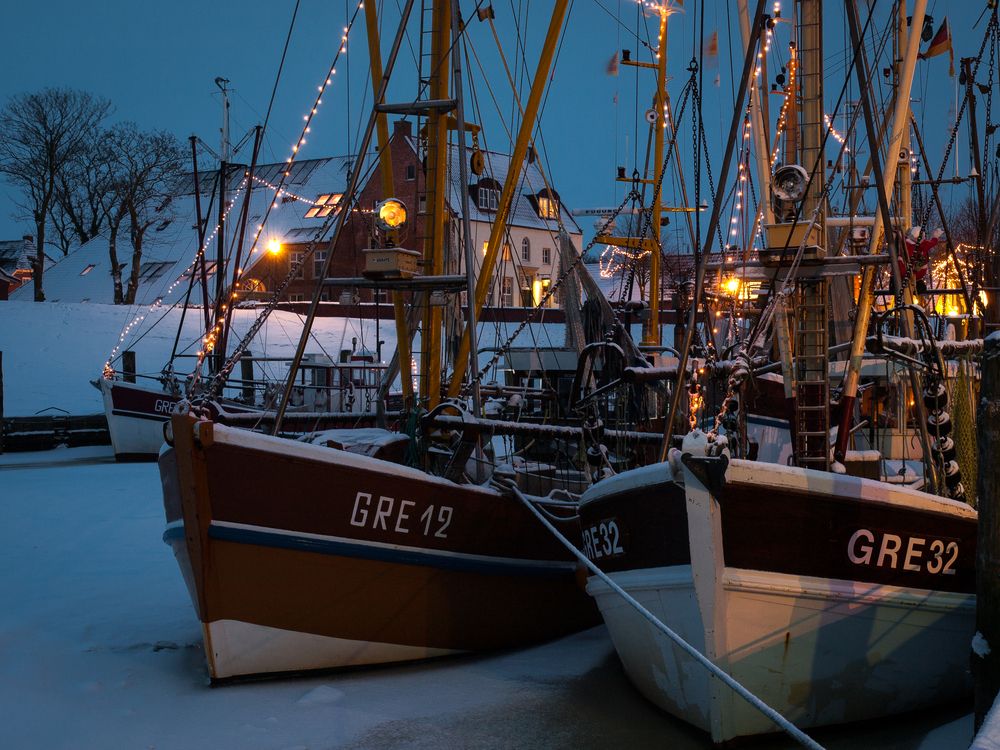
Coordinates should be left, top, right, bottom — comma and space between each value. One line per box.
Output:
951, 356, 978, 507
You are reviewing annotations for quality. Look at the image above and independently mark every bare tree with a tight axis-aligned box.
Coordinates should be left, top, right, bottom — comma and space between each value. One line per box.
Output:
0, 88, 110, 300
99, 123, 184, 304
49, 133, 111, 254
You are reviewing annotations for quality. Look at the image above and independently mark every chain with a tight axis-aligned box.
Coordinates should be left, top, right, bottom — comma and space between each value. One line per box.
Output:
463, 189, 642, 393
984, 20, 996, 193
691, 58, 702, 265
693, 76, 725, 251
199, 192, 350, 399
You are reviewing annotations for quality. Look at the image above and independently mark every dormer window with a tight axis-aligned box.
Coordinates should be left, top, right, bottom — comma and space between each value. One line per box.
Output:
305, 193, 342, 218
535, 189, 560, 220
475, 178, 502, 212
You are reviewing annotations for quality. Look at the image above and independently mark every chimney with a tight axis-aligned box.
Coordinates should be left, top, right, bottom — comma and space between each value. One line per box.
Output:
17, 235, 35, 273
393, 119, 412, 138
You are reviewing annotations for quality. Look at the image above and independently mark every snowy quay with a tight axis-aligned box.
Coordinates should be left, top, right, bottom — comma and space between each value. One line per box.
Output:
0, 445, 977, 749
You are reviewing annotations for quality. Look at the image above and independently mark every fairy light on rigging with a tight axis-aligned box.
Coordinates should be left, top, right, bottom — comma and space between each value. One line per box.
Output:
102, 179, 248, 377
222, 1, 364, 315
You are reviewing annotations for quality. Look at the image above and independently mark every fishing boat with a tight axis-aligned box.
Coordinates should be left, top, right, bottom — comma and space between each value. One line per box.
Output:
158, 0, 678, 679
95, 74, 396, 461
578, 0, 986, 742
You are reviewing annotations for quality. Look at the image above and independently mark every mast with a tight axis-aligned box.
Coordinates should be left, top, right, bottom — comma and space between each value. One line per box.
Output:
659, 0, 768, 460
644, 8, 669, 347
420, 1, 452, 410
272, 0, 416, 435
789, 0, 829, 470
448, 0, 482, 420
363, 0, 414, 407
445, 1, 571, 400
836, 0, 927, 461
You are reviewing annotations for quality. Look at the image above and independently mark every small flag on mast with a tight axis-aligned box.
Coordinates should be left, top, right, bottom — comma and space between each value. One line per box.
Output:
919, 18, 955, 77
703, 31, 720, 86
607, 52, 620, 76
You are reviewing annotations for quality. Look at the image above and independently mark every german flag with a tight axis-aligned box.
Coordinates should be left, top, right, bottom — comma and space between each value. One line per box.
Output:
919, 18, 954, 77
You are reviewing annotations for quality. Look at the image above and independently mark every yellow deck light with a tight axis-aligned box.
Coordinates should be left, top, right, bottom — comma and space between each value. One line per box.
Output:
376, 198, 407, 231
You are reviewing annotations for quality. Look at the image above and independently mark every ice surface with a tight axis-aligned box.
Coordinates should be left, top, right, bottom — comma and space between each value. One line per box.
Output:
0, 448, 975, 749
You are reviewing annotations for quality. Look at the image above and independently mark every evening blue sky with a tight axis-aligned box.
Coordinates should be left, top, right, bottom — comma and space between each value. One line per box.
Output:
0, 0, 989, 251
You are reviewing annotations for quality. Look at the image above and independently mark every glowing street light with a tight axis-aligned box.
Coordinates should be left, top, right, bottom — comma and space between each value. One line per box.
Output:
267, 239, 282, 255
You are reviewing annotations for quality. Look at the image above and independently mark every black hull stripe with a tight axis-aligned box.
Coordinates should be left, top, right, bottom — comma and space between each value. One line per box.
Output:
163, 525, 576, 578
111, 408, 170, 423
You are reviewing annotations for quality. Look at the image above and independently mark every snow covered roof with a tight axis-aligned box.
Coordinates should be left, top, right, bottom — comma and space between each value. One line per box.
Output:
10, 156, 354, 305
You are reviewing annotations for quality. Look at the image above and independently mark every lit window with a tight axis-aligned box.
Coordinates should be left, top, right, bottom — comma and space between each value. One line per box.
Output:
502, 243, 512, 262
305, 193, 342, 218
80, 264, 96, 276
537, 196, 559, 219
521, 237, 531, 263
501, 277, 513, 307
542, 247, 551, 265
482, 241, 488, 255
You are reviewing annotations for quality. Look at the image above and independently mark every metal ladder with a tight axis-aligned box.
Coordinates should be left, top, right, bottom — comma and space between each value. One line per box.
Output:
793, 278, 830, 470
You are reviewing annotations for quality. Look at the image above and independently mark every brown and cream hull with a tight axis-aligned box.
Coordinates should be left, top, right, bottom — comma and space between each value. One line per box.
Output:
161, 413, 598, 680
580, 435, 977, 743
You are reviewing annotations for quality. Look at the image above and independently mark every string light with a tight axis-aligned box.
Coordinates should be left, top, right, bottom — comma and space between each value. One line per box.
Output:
823, 113, 849, 151
102, 179, 248, 378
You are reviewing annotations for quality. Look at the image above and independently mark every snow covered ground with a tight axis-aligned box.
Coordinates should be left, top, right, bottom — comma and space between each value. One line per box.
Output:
0, 447, 975, 749
0, 300, 575, 416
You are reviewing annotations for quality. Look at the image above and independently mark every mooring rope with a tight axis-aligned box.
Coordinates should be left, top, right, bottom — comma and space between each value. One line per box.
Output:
497, 479, 826, 750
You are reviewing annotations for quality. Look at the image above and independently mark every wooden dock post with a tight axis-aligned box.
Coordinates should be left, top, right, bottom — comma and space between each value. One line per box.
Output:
122, 350, 136, 384
241, 352, 254, 404
976, 331, 1000, 730
0, 350, 5, 455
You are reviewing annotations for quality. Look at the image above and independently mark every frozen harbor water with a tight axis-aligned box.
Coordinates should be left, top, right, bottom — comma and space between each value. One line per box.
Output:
0, 447, 974, 749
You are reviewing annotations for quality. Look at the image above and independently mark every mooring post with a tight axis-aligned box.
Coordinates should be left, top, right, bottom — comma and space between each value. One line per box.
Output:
122, 350, 136, 384
241, 352, 254, 404
0, 350, 5, 455
976, 331, 1000, 730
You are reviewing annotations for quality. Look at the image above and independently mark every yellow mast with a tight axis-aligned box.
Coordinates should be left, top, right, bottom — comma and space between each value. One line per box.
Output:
446, 0, 571, 399
644, 9, 669, 346
421, 1, 452, 409
363, 0, 413, 405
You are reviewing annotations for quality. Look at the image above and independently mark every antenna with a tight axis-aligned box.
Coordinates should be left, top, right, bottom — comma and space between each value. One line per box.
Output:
215, 77, 231, 163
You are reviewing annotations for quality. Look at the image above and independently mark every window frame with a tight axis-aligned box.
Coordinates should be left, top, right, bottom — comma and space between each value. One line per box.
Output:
501, 276, 513, 307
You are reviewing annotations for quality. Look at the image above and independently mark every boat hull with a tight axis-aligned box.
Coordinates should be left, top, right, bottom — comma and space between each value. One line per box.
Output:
100, 378, 179, 461
579, 443, 977, 743
162, 413, 598, 680
102, 377, 385, 462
